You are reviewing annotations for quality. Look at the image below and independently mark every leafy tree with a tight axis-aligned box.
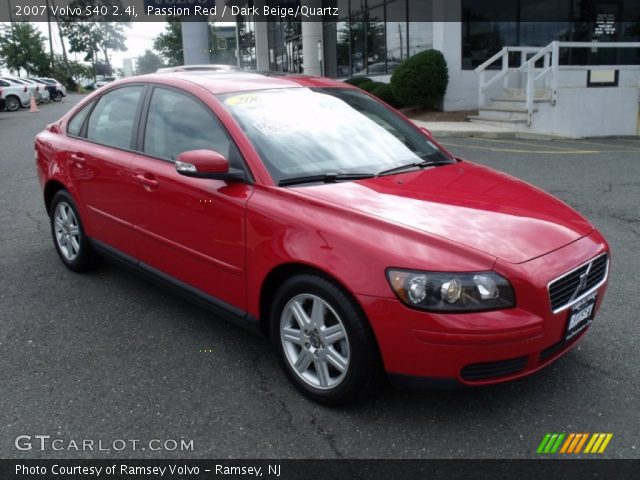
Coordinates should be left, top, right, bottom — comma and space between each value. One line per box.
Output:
57, 1, 129, 77
0, 22, 50, 75
47, 54, 92, 90
136, 50, 164, 75
154, 17, 183, 66
58, 22, 101, 78
50, 54, 91, 80
96, 23, 127, 69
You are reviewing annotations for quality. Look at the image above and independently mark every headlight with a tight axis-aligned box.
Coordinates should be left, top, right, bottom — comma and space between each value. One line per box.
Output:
386, 269, 515, 312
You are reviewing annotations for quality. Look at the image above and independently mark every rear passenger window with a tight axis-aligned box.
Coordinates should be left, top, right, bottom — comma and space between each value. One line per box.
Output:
86, 86, 143, 150
143, 87, 242, 168
67, 102, 94, 136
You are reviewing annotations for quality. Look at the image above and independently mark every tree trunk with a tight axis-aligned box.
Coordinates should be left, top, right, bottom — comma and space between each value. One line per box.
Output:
50, 0, 70, 73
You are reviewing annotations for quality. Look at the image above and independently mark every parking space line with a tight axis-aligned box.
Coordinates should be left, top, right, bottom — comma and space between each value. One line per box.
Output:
440, 142, 598, 154
556, 138, 640, 151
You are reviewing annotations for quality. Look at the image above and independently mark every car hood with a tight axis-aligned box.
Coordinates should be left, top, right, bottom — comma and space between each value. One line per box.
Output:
292, 161, 593, 264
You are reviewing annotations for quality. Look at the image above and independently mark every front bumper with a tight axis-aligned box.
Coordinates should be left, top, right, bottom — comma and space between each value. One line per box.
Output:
359, 230, 609, 388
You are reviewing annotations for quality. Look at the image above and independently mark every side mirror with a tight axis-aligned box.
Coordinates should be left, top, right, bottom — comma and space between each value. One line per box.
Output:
175, 150, 245, 181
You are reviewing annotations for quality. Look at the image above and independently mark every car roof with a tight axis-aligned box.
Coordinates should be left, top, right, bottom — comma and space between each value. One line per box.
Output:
121, 71, 350, 95
1, 77, 23, 84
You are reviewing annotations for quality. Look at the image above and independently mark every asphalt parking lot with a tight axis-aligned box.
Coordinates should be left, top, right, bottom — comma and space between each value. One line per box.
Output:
0, 95, 638, 459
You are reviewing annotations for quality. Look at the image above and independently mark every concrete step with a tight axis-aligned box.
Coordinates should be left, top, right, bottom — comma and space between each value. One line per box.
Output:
504, 87, 551, 100
476, 108, 531, 122
490, 97, 551, 109
468, 116, 529, 128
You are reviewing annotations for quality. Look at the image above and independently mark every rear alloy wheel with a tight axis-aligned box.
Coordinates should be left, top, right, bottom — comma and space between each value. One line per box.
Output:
49, 190, 100, 272
5, 96, 20, 111
271, 274, 381, 405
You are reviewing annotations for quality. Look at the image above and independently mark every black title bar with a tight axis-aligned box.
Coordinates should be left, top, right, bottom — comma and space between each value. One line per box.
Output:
2, 459, 640, 480
2, 0, 640, 23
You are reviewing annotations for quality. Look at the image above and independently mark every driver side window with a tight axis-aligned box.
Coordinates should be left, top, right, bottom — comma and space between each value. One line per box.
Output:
143, 87, 243, 169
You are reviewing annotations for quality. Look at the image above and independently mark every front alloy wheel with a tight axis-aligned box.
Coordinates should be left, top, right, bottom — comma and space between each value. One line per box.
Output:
280, 294, 350, 390
271, 274, 381, 405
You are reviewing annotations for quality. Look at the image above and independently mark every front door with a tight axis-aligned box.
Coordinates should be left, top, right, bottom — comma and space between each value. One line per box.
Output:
129, 86, 252, 311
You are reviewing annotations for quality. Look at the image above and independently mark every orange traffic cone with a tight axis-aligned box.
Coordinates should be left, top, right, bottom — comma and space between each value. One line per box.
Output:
29, 94, 39, 113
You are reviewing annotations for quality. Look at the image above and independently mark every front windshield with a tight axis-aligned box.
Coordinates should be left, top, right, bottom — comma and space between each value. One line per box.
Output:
219, 87, 452, 184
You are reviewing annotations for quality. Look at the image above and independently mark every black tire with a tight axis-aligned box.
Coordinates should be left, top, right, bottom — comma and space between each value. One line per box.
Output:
5, 95, 20, 112
49, 190, 100, 272
270, 273, 382, 406
53, 91, 63, 102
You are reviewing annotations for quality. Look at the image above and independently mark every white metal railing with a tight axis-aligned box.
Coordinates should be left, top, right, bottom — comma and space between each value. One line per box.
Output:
474, 46, 542, 108
475, 41, 640, 125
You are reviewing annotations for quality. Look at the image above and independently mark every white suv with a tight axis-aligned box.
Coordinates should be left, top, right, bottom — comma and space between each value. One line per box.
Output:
0, 78, 30, 111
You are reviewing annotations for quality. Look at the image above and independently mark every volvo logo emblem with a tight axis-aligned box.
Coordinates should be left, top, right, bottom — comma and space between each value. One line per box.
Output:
570, 262, 592, 302
577, 272, 588, 292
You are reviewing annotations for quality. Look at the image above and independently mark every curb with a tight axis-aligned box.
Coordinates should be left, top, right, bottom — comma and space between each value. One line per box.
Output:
410, 119, 575, 140
429, 130, 571, 140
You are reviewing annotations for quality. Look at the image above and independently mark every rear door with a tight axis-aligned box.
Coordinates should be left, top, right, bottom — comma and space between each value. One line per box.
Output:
129, 86, 253, 311
70, 85, 145, 256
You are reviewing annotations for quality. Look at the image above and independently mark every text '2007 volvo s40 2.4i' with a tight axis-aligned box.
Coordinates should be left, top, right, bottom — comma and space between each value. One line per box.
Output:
34, 72, 610, 405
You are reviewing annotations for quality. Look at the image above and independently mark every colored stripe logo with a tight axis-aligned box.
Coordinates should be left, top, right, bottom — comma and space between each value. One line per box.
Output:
537, 433, 613, 454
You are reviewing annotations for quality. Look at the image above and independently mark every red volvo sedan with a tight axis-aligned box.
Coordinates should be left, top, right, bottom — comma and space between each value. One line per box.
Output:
35, 72, 610, 405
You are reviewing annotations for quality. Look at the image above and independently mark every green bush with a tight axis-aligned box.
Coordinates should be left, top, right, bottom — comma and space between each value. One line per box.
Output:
390, 49, 448, 109
343, 76, 373, 86
358, 81, 385, 93
371, 83, 403, 108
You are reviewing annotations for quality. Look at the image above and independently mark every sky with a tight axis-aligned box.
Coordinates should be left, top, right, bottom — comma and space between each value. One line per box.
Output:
34, 21, 168, 72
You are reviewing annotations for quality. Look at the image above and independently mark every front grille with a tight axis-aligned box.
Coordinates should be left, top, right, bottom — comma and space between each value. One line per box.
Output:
548, 254, 608, 312
461, 356, 528, 381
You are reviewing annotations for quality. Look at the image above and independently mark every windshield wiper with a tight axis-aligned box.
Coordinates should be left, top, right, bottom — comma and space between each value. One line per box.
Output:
377, 159, 453, 177
278, 172, 375, 187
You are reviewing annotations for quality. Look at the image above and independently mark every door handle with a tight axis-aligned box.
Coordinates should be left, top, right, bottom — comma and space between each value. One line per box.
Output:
70, 153, 85, 164
135, 174, 159, 189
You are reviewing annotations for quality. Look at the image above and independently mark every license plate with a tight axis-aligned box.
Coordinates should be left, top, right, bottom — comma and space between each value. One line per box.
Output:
565, 292, 597, 341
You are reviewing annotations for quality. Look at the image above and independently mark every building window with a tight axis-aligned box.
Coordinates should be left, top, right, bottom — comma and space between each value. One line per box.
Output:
336, 21, 351, 77
238, 18, 256, 70
367, 5, 387, 73
462, 0, 640, 69
320, 0, 433, 78
408, 0, 432, 57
